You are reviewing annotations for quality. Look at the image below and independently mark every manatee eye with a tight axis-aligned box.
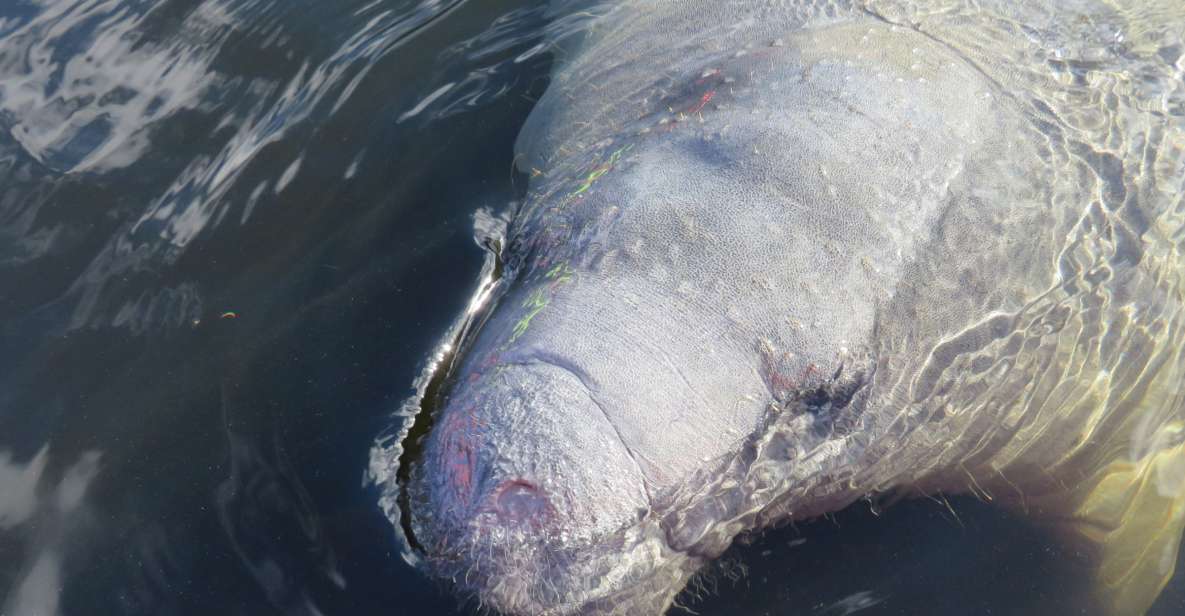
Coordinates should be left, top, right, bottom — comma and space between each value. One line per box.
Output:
792, 365, 871, 441
797, 367, 868, 416
798, 387, 835, 414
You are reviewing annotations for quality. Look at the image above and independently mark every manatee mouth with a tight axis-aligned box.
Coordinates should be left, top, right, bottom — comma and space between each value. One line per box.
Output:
402, 354, 693, 615
408, 463, 697, 616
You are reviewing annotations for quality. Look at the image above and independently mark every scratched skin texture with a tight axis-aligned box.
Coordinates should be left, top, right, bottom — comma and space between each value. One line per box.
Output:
394, 1, 1185, 614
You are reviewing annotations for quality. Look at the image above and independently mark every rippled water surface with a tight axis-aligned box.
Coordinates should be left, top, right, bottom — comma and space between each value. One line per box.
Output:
1, 1, 1183, 615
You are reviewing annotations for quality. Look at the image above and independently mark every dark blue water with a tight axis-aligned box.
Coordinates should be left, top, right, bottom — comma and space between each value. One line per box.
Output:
0, 2, 1182, 615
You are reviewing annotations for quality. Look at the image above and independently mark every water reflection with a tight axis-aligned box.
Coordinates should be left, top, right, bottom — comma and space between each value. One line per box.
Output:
0, 0, 219, 173
1, 446, 102, 616
1, 0, 551, 613
0, 447, 47, 530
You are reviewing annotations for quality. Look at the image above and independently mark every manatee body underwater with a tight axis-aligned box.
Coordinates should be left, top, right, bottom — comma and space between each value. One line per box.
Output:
374, 1, 1185, 614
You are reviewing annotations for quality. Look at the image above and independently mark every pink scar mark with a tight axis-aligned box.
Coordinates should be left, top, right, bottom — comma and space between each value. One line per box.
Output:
688, 90, 716, 114
759, 344, 823, 399
438, 407, 482, 508
760, 350, 799, 394
467, 352, 503, 382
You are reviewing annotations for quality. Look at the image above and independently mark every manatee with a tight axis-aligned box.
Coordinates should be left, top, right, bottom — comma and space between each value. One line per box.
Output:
384, 1, 1185, 614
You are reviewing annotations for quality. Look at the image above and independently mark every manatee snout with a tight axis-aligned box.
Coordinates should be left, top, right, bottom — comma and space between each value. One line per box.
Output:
408, 359, 666, 614
412, 388, 557, 531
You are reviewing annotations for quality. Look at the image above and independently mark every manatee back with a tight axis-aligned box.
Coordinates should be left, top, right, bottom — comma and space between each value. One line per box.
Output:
408, 2, 1185, 614
515, 0, 862, 171
833, 0, 1185, 491
511, 1, 1185, 601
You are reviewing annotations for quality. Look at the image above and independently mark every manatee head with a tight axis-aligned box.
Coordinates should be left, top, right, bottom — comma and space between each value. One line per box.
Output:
403, 9, 1003, 613
407, 342, 698, 614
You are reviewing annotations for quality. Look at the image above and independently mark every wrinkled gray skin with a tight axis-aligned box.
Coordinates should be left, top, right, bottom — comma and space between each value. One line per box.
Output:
403, 1, 1185, 614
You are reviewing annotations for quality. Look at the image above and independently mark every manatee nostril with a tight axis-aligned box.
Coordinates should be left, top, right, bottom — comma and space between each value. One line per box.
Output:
494, 479, 551, 523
